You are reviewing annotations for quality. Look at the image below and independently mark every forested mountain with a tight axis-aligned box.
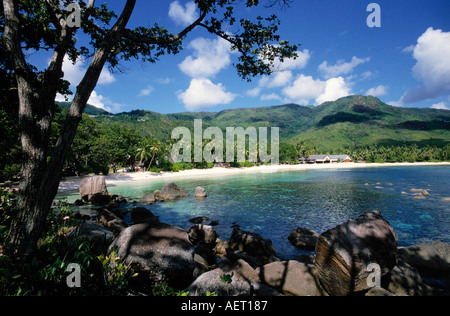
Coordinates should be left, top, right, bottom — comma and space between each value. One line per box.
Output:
93, 95, 450, 151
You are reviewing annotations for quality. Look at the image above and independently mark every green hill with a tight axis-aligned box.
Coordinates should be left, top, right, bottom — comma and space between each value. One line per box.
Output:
56, 101, 112, 116
93, 95, 450, 151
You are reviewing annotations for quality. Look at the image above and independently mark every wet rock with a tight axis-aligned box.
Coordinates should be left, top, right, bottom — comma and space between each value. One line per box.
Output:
410, 188, 430, 196
195, 186, 207, 198
140, 194, 156, 204
158, 182, 189, 200
189, 216, 209, 224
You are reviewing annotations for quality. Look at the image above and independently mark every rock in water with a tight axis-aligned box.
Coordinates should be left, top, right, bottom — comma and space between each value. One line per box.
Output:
109, 222, 195, 289
188, 224, 218, 245
314, 211, 398, 296
398, 241, 450, 273
288, 227, 319, 251
140, 194, 156, 204
158, 182, 190, 200
130, 207, 158, 224
195, 186, 207, 198
79, 176, 110, 205
228, 227, 277, 267
189, 216, 209, 224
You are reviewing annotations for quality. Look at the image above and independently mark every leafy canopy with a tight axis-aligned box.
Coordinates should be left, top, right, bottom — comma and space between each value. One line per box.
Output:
1, 0, 299, 90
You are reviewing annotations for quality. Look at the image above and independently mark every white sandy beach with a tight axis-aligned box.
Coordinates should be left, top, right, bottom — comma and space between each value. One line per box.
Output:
57, 162, 450, 193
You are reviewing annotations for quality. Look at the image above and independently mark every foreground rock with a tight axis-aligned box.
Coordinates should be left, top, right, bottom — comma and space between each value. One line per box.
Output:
228, 226, 277, 267
288, 227, 319, 251
186, 259, 262, 296
387, 260, 433, 296
109, 221, 195, 289
314, 210, 398, 296
129, 207, 158, 224
398, 241, 450, 273
158, 182, 190, 201
70, 222, 114, 248
188, 224, 219, 271
188, 224, 218, 245
79, 176, 111, 205
97, 208, 128, 236
256, 260, 324, 296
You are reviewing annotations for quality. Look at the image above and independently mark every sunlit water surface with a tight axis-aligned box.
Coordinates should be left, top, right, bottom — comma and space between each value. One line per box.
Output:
57, 166, 450, 259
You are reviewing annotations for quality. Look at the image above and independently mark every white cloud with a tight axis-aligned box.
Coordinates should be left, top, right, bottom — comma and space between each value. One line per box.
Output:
282, 74, 352, 105
247, 87, 261, 97
401, 45, 415, 54
316, 77, 352, 105
61, 55, 115, 87
247, 49, 311, 99
139, 85, 154, 97
261, 93, 282, 101
98, 68, 116, 85
366, 85, 388, 97
431, 102, 449, 110
270, 49, 311, 71
56, 56, 119, 112
282, 74, 325, 104
259, 71, 293, 88
178, 78, 236, 110
360, 71, 374, 81
169, 1, 198, 26
88, 91, 111, 112
319, 56, 371, 79
399, 28, 450, 105
179, 37, 232, 78
157, 77, 172, 84
58, 90, 122, 113
61, 56, 84, 87
55, 93, 68, 102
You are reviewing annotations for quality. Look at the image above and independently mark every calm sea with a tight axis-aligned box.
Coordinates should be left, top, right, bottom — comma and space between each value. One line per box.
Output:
58, 166, 450, 259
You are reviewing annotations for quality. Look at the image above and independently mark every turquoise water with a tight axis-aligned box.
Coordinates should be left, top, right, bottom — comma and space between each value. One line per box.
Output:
58, 166, 450, 259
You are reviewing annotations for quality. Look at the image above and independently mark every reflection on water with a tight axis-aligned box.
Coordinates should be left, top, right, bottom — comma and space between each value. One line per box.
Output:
57, 166, 450, 259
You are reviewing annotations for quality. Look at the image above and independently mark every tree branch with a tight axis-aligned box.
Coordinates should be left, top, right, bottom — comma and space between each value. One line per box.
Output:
2, 0, 32, 78
45, 0, 66, 30
122, 9, 208, 45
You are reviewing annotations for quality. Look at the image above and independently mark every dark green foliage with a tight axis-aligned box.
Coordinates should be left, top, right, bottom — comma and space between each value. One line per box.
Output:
89, 95, 450, 155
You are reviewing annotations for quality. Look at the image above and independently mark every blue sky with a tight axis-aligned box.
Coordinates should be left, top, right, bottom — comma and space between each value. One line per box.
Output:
31, 0, 450, 114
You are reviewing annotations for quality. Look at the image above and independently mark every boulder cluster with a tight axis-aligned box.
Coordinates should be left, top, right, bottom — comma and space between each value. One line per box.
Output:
73, 177, 450, 296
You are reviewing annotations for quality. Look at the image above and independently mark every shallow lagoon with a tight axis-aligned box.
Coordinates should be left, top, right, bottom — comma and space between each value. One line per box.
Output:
58, 166, 450, 259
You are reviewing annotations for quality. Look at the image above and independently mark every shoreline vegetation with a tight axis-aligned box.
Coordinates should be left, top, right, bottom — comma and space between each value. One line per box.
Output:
56, 161, 450, 193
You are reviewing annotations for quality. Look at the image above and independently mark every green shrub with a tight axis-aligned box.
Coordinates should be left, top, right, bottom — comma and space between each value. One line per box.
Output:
0, 188, 14, 243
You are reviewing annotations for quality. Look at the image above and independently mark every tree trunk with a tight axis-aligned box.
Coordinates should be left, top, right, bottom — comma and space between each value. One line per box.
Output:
4, 0, 137, 255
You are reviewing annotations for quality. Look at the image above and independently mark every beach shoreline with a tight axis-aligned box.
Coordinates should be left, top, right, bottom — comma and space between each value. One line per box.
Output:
56, 161, 450, 193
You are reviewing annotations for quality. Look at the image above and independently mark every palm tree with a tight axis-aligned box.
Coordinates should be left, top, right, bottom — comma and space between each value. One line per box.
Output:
135, 140, 152, 170
147, 140, 161, 170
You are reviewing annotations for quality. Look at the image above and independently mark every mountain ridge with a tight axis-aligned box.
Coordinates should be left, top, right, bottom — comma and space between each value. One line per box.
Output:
80, 95, 450, 150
